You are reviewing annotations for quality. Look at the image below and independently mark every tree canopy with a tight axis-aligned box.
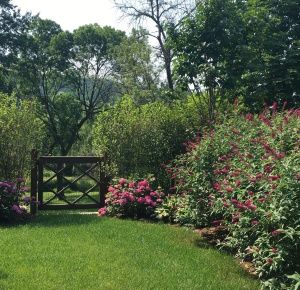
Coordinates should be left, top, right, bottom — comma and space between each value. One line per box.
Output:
169, 0, 300, 112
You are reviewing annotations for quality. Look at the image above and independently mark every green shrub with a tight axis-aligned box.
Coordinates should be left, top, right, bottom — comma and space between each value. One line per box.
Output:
93, 95, 193, 187
0, 94, 44, 181
159, 101, 300, 289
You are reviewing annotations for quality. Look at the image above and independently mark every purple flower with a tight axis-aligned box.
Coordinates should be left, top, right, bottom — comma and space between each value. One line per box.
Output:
23, 196, 31, 203
12, 204, 19, 211
247, 204, 257, 210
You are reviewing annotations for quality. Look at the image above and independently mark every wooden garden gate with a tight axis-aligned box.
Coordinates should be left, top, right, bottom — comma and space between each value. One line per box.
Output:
30, 150, 109, 214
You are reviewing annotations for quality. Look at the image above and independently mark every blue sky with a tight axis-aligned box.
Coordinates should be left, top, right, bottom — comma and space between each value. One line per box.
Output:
11, 0, 130, 33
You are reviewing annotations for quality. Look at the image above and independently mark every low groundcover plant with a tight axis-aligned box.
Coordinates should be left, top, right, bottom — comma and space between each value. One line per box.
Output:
98, 177, 165, 219
0, 178, 39, 221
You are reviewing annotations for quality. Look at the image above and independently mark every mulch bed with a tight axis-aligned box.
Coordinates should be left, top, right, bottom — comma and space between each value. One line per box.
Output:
194, 227, 257, 278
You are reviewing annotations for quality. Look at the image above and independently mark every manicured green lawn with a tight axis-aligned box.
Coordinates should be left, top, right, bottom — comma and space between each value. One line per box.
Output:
0, 211, 260, 290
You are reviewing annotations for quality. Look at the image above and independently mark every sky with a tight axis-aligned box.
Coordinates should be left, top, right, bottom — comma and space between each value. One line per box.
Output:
11, 0, 131, 33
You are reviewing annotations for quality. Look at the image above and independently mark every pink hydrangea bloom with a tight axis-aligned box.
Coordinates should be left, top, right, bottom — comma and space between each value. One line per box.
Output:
137, 197, 145, 204
98, 207, 107, 217
119, 198, 127, 205
119, 178, 126, 185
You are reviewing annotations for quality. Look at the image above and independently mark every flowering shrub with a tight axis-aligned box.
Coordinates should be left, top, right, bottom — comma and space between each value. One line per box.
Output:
0, 178, 39, 221
160, 102, 300, 289
98, 178, 165, 219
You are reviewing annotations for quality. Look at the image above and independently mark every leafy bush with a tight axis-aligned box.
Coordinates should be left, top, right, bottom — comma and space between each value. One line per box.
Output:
159, 102, 300, 289
92, 95, 193, 187
0, 178, 39, 221
98, 177, 165, 219
0, 93, 44, 181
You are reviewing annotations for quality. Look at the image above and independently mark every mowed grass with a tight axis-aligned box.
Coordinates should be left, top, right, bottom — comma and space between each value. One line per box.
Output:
0, 211, 260, 290
43, 191, 100, 205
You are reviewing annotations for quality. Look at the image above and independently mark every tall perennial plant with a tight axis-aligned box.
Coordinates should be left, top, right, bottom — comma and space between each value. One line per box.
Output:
157, 102, 300, 289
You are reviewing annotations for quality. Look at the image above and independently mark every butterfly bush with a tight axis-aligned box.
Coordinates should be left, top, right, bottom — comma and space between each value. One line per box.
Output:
158, 102, 300, 289
0, 178, 39, 221
98, 178, 165, 219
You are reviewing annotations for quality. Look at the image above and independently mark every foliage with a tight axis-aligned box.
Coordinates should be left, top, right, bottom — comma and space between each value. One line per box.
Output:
92, 95, 193, 186
168, 0, 247, 119
0, 178, 38, 221
169, 0, 300, 112
0, 0, 36, 94
112, 28, 161, 105
160, 101, 300, 288
0, 0, 35, 66
15, 19, 125, 156
113, 0, 196, 92
98, 177, 165, 219
0, 93, 44, 181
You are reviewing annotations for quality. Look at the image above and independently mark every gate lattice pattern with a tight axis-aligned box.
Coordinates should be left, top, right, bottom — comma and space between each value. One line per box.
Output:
31, 153, 108, 213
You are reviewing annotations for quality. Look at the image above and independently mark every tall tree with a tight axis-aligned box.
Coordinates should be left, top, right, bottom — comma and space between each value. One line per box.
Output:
113, 28, 161, 105
64, 24, 125, 132
169, 0, 248, 120
169, 0, 300, 114
255, 0, 300, 108
16, 19, 125, 156
0, 0, 35, 93
113, 0, 195, 92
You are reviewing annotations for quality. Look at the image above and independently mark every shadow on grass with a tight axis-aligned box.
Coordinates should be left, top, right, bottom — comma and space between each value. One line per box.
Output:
0, 210, 101, 228
193, 237, 215, 249
0, 270, 8, 280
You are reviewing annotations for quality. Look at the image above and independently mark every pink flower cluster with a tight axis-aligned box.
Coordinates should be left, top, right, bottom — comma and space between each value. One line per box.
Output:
98, 178, 165, 218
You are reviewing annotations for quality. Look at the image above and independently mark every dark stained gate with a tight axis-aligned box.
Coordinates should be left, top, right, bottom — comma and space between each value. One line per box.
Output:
30, 150, 109, 213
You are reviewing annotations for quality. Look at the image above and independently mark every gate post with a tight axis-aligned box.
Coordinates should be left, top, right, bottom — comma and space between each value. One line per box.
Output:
99, 155, 109, 208
30, 149, 38, 215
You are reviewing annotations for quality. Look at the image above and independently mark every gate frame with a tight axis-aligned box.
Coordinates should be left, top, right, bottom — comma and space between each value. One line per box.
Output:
30, 150, 109, 214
